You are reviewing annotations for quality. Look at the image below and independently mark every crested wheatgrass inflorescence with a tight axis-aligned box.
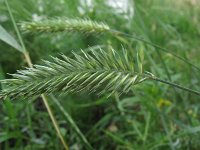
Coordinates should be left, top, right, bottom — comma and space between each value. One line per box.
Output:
1, 48, 200, 100
19, 18, 110, 34
0, 48, 146, 100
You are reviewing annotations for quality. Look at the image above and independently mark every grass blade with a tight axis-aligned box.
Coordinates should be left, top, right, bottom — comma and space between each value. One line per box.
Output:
0, 25, 22, 52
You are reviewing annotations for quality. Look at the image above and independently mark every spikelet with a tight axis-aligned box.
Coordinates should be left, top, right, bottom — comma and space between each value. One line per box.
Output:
19, 18, 110, 34
0, 48, 147, 100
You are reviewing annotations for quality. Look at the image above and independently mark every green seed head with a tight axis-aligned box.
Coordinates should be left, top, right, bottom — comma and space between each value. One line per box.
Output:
19, 18, 110, 34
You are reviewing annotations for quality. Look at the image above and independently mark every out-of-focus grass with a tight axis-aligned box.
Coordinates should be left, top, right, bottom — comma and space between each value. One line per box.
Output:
0, 0, 200, 149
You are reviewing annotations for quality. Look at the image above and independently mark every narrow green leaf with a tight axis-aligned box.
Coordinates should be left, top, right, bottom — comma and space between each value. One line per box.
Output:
0, 25, 23, 52
137, 44, 144, 74
0, 132, 21, 143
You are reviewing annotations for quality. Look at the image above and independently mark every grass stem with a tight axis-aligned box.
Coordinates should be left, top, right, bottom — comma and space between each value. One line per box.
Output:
151, 77, 200, 96
5, 1, 69, 149
50, 94, 94, 150
41, 94, 69, 150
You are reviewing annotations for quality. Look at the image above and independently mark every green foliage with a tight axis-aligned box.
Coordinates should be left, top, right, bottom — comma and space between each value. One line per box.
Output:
1, 0, 200, 150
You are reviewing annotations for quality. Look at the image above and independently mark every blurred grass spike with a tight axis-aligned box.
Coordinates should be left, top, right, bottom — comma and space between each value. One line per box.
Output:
19, 18, 110, 34
0, 48, 146, 100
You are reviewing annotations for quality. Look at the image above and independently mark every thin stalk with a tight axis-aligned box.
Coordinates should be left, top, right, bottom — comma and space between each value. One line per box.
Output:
41, 95, 69, 150
24, 51, 33, 67
114, 93, 124, 116
110, 29, 200, 72
5, 1, 69, 149
5, 0, 26, 53
49, 94, 94, 150
150, 76, 200, 96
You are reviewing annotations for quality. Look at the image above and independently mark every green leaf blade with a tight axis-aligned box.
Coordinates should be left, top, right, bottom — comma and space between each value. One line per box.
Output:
0, 25, 23, 53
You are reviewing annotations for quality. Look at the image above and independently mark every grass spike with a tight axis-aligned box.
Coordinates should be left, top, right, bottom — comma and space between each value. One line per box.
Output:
0, 48, 144, 99
1, 48, 200, 100
20, 18, 110, 35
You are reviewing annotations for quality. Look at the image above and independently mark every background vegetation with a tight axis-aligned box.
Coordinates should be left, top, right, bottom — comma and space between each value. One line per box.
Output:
0, 0, 200, 149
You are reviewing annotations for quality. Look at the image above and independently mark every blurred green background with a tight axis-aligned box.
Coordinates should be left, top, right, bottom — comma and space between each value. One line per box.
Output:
0, 0, 200, 149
